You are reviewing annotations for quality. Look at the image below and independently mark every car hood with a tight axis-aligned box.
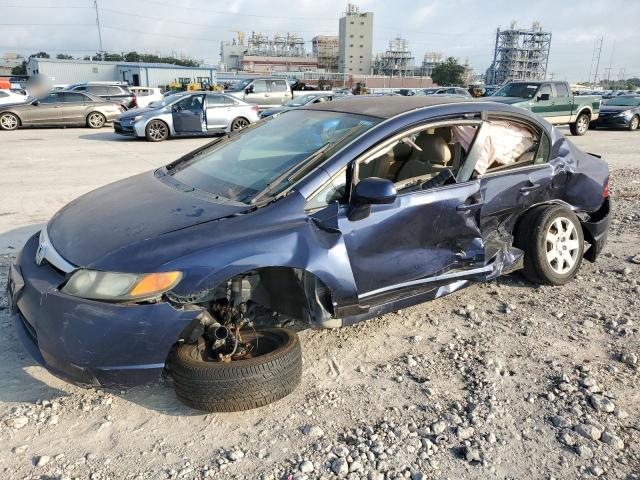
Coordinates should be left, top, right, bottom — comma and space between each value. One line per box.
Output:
118, 106, 162, 119
600, 105, 635, 113
482, 96, 529, 105
262, 106, 290, 116
47, 171, 251, 269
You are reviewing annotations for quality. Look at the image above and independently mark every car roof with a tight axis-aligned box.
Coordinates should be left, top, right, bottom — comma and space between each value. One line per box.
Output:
300, 96, 472, 119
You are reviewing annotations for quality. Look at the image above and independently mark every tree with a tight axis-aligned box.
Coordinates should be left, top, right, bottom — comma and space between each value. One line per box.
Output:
430, 57, 466, 87
56, 53, 74, 60
11, 51, 51, 75
31, 51, 50, 59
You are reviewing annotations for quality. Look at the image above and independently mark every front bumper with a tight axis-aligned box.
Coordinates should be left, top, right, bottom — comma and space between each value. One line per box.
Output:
595, 115, 631, 128
113, 121, 136, 136
8, 233, 200, 387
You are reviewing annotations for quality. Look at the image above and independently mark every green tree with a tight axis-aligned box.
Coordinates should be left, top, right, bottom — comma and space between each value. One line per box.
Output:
11, 51, 51, 75
56, 53, 74, 60
431, 57, 466, 87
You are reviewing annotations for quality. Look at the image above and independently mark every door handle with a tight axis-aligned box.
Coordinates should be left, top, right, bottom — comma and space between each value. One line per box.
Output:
519, 184, 541, 193
264, 94, 271, 97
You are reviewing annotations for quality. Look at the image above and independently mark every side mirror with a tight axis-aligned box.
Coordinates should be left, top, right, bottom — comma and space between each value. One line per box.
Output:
245, 85, 254, 94
537, 93, 550, 102
32, 99, 40, 106
348, 177, 396, 220
352, 177, 397, 206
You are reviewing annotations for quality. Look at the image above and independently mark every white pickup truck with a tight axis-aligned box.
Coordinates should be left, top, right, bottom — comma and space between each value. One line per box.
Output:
226, 78, 321, 109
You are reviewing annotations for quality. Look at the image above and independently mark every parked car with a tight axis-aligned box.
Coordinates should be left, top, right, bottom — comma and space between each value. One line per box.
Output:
415, 87, 472, 98
225, 77, 296, 108
0, 91, 123, 130
487, 81, 601, 135
66, 82, 137, 109
259, 93, 333, 118
113, 91, 259, 141
593, 95, 640, 131
0, 88, 29, 106
9, 97, 611, 412
129, 87, 163, 108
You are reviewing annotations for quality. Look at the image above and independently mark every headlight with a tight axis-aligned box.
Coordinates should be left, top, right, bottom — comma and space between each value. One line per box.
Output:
614, 110, 631, 117
62, 270, 182, 301
133, 115, 143, 122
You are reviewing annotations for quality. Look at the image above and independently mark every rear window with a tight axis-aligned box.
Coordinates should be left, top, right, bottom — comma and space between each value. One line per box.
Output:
555, 83, 570, 97
106, 86, 123, 95
87, 86, 107, 95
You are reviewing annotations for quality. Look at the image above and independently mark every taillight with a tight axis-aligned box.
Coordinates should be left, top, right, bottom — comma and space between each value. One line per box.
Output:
132, 95, 137, 107
603, 178, 609, 198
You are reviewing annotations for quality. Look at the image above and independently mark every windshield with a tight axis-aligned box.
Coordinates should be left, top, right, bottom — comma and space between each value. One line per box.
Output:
227, 79, 253, 91
493, 83, 540, 99
170, 110, 379, 203
605, 97, 640, 107
148, 95, 182, 109
284, 95, 320, 107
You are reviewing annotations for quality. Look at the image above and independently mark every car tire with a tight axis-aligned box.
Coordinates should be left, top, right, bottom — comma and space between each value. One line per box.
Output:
629, 115, 639, 131
86, 112, 106, 129
0, 112, 20, 131
169, 328, 302, 412
230, 117, 249, 132
570, 112, 590, 136
145, 120, 169, 142
515, 205, 584, 286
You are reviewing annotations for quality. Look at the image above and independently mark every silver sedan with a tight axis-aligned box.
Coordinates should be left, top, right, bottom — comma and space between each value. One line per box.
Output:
114, 92, 261, 142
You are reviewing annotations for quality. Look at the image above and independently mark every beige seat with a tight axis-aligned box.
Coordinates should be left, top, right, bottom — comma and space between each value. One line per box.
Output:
395, 132, 452, 182
358, 151, 395, 180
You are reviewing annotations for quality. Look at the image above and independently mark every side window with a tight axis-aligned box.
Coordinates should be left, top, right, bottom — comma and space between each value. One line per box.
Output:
271, 80, 288, 92
39, 93, 62, 104
223, 96, 237, 105
88, 86, 107, 95
538, 84, 552, 98
306, 170, 347, 211
357, 124, 480, 193
0, 91, 8, 98
74, 85, 87, 92
555, 83, 570, 97
252, 80, 268, 93
62, 92, 88, 103
206, 94, 226, 107
175, 95, 204, 111
106, 86, 122, 95
474, 120, 542, 175
135, 89, 149, 97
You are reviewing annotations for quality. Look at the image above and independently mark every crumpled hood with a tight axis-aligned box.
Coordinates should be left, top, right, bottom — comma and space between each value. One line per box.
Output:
47, 171, 250, 268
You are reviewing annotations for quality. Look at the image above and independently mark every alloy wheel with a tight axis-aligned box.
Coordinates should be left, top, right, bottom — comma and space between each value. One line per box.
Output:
88, 113, 105, 128
577, 116, 589, 135
545, 217, 580, 274
631, 116, 639, 131
0, 114, 18, 130
231, 118, 249, 131
148, 121, 168, 140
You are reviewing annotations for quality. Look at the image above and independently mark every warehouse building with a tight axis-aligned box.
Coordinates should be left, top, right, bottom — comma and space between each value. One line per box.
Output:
26, 58, 217, 87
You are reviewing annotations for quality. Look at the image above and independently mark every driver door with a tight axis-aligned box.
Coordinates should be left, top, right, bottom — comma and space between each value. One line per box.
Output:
530, 83, 555, 119
28, 92, 64, 124
172, 94, 206, 133
327, 120, 490, 305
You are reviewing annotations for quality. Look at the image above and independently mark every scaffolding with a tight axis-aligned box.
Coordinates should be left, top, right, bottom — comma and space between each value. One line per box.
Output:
373, 36, 414, 76
246, 31, 308, 57
312, 35, 339, 72
486, 21, 551, 85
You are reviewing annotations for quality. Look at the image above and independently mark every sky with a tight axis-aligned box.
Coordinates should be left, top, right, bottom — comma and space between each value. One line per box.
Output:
1, 0, 639, 83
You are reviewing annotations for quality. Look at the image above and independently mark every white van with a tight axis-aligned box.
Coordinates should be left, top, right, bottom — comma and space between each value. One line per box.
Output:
130, 87, 163, 109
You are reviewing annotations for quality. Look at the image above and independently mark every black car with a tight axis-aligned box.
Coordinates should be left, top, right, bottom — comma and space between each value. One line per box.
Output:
594, 96, 640, 131
66, 83, 137, 109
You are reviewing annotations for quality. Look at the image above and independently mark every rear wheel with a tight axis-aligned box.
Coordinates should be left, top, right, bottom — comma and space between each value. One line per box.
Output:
230, 117, 249, 132
169, 328, 302, 412
0, 112, 20, 131
515, 205, 584, 285
145, 120, 169, 141
629, 115, 639, 131
570, 112, 590, 136
86, 112, 106, 129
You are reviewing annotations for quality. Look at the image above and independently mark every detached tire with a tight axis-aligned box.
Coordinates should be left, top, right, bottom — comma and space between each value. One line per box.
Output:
515, 205, 584, 286
169, 328, 302, 412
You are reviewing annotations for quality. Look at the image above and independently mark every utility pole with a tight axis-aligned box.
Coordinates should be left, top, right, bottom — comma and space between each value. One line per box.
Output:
592, 36, 603, 88
94, 0, 104, 56
605, 40, 615, 87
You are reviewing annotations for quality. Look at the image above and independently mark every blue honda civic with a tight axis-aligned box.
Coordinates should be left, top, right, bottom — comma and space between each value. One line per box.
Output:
8, 97, 611, 412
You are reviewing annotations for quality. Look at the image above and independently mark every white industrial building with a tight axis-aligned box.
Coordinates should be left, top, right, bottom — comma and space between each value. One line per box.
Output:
26, 58, 217, 87
338, 3, 374, 75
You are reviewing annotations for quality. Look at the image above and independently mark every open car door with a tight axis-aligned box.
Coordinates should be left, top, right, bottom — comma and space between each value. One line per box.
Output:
172, 94, 206, 134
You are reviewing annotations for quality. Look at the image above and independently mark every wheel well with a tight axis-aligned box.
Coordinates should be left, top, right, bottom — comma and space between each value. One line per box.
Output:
168, 267, 335, 331
576, 108, 591, 120
232, 116, 248, 124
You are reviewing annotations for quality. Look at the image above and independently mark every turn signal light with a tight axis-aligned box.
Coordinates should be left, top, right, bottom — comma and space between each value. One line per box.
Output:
129, 271, 182, 297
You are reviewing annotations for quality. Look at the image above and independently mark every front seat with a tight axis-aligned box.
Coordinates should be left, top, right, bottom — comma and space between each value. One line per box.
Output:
395, 132, 452, 182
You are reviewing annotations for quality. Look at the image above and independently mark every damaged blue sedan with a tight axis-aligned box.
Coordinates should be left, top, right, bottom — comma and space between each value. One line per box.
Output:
8, 97, 611, 412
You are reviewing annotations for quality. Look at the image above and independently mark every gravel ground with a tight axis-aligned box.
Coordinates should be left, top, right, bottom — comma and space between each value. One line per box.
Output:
0, 127, 638, 480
